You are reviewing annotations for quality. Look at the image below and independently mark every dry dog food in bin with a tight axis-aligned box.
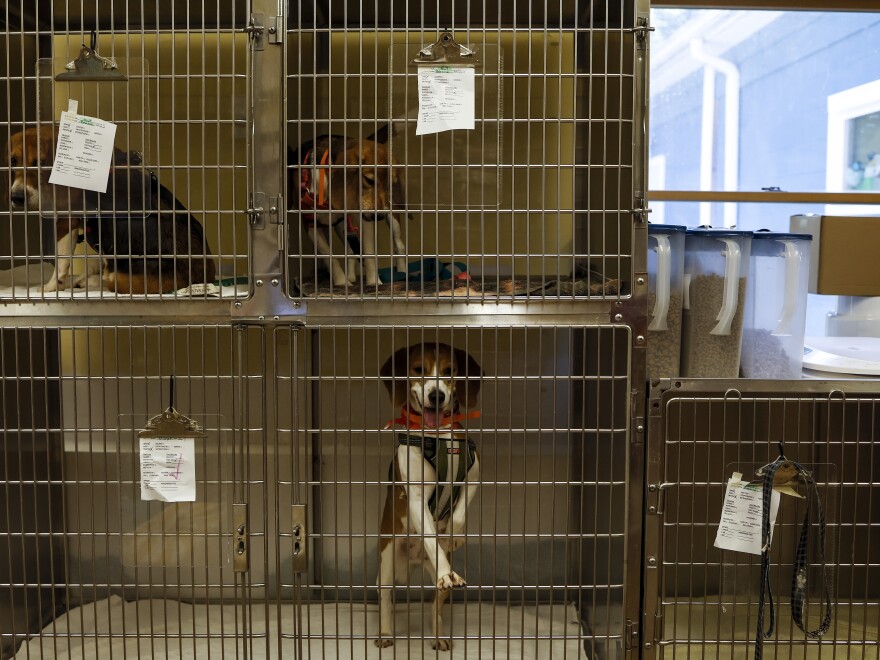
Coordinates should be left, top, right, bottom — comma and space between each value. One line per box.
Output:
741, 231, 812, 378
681, 228, 753, 377
647, 224, 686, 377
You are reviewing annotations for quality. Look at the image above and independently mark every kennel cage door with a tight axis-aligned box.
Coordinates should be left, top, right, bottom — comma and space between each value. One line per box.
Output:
389, 41, 502, 211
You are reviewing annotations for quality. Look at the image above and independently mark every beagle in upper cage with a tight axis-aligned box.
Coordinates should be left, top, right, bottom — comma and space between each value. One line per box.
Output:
376, 342, 483, 651
290, 134, 408, 287
5, 125, 216, 294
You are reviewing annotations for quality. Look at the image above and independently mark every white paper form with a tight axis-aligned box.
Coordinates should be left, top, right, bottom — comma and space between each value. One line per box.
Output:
140, 437, 197, 502
416, 66, 476, 135
714, 472, 781, 555
49, 110, 118, 193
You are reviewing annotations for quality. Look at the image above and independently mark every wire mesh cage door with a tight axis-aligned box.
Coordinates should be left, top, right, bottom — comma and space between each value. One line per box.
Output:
283, 1, 638, 303
1, 2, 250, 302
643, 380, 880, 660
274, 323, 633, 659
0, 324, 269, 658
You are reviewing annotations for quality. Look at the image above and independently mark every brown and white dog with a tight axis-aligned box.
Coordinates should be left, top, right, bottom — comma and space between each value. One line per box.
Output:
291, 135, 408, 287
376, 343, 483, 651
5, 125, 216, 293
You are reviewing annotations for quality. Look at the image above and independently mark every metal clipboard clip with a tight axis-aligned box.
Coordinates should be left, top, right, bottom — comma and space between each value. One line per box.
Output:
412, 31, 480, 67
56, 31, 127, 82
138, 407, 206, 440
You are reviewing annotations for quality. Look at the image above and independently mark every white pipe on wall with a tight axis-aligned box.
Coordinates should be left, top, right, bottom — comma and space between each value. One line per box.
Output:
690, 39, 741, 228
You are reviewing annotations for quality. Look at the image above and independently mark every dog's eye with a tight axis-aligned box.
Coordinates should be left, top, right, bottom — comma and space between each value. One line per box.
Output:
412, 366, 423, 375
362, 173, 375, 186
9, 157, 17, 167
442, 367, 453, 377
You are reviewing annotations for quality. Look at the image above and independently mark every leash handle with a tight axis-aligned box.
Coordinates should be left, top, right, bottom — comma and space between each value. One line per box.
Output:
754, 457, 832, 660
790, 469, 833, 639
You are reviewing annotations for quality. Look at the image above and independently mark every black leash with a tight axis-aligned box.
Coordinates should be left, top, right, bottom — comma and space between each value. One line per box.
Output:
754, 444, 832, 659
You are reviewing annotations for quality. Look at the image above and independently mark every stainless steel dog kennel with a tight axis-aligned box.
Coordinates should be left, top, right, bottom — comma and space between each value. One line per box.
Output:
7, 1, 870, 660
2, 0, 649, 657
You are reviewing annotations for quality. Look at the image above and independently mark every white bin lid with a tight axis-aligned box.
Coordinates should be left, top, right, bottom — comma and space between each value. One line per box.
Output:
803, 336, 880, 376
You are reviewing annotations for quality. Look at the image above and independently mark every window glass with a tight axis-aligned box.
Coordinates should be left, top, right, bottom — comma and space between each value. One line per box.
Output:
650, 8, 880, 220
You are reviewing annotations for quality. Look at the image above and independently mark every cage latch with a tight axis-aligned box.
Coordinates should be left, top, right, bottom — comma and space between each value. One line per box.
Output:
246, 192, 267, 228
625, 619, 638, 651
631, 17, 655, 48
241, 14, 265, 50
233, 503, 249, 573
291, 504, 308, 573
631, 195, 652, 223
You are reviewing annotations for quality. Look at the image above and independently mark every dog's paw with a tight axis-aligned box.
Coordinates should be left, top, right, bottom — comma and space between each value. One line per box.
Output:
374, 638, 394, 648
432, 638, 451, 652
437, 571, 466, 591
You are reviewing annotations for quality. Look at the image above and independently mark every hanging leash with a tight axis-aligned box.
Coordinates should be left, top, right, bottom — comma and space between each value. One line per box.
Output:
754, 442, 832, 659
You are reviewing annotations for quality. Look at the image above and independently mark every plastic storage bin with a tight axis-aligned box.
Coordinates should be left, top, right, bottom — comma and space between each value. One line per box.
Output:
647, 224, 687, 378
741, 231, 812, 378
681, 228, 753, 378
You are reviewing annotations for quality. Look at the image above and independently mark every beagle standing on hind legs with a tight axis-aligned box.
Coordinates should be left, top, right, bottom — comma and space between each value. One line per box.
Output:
375, 342, 483, 651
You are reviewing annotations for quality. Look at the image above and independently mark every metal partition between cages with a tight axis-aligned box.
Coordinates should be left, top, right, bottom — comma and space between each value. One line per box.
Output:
643, 379, 880, 660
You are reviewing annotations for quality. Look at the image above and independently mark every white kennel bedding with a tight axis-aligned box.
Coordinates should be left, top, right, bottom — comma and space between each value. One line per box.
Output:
16, 595, 590, 659
0, 264, 247, 298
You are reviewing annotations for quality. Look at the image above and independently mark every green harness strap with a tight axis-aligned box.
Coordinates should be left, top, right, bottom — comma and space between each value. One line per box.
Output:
395, 433, 477, 519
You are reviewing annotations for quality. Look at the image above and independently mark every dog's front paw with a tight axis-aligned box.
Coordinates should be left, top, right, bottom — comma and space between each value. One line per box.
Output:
437, 571, 466, 591
374, 638, 394, 648
432, 638, 451, 652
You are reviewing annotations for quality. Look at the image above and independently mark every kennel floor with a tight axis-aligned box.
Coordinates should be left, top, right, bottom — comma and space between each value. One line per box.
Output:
14, 595, 592, 659
657, 600, 879, 659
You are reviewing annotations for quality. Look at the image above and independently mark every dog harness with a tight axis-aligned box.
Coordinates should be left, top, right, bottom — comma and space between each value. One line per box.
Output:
753, 446, 832, 660
386, 407, 480, 520
299, 144, 361, 254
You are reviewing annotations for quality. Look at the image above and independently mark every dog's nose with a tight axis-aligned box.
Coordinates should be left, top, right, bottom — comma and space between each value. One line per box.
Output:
427, 390, 445, 407
9, 189, 25, 207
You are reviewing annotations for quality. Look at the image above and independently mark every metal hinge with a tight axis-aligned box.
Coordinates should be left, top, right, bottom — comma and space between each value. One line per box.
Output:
268, 16, 283, 44
241, 14, 265, 50
631, 17, 655, 49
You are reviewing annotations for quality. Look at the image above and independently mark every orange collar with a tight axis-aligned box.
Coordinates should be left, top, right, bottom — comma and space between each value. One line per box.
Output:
385, 406, 481, 431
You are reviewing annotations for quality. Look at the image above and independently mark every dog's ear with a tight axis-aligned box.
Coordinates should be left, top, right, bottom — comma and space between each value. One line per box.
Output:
453, 348, 483, 409
380, 346, 412, 407
329, 143, 365, 210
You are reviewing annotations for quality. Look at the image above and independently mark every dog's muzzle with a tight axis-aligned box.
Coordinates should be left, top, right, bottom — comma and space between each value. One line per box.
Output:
9, 189, 26, 208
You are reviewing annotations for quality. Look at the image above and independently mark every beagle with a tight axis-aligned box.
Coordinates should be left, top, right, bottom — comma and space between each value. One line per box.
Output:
291, 135, 408, 287
5, 125, 216, 294
376, 343, 483, 651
